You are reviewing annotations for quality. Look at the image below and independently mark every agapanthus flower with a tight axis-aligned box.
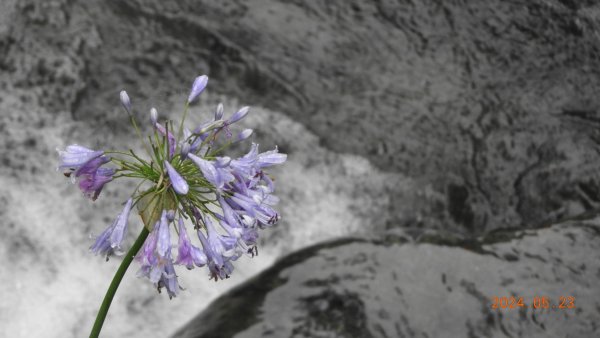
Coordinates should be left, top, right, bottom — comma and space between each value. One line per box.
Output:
196, 219, 238, 281
59, 75, 286, 299
90, 198, 133, 259
175, 218, 198, 270
188, 153, 234, 191
217, 196, 258, 251
78, 167, 115, 200
136, 211, 180, 298
257, 146, 287, 168
57, 144, 104, 170
57, 145, 114, 200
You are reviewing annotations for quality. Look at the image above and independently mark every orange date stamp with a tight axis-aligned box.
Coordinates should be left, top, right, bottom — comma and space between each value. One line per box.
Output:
490, 296, 575, 310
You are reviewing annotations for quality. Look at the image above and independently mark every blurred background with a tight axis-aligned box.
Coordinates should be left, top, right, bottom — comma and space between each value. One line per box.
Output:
1, 0, 600, 337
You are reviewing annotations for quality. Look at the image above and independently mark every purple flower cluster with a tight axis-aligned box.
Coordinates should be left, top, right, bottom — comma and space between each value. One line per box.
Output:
58, 75, 287, 298
130, 135, 286, 295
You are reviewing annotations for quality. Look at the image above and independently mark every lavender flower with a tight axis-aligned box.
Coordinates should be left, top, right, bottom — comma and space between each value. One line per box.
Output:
257, 146, 287, 168
190, 245, 208, 267
159, 258, 179, 299
110, 198, 133, 250
196, 223, 237, 281
229, 192, 280, 227
218, 196, 244, 234
136, 213, 181, 298
90, 198, 133, 258
175, 218, 200, 270
57, 145, 104, 170
73, 155, 110, 177
204, 215, 239, 263
230, 143, 259, 177
156, 211, 171, 257
60, 74, 287, 301
58, 145, 115, 200
188, 153, 234, 191
136, 225, 158, 271
78, 167, 115, 200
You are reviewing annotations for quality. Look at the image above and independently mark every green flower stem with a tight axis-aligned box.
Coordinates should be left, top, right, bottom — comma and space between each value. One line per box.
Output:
89, 227, 150, 338
129, 115, 153, 159
177, 103, 190, 142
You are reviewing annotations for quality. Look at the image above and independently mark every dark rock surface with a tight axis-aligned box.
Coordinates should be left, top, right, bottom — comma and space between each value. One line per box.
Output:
173, 217, 600, 338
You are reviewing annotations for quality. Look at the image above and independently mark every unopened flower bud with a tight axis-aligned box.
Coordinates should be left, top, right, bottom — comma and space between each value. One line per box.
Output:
164, 161, 189, 195
150, 107, 158, 125
120, 90, 131, 115
188, 75, 209, 103
228, 106, 249, 124
215, 103, 224, 120
236, 129, 253, 143
166, 210, 176, 222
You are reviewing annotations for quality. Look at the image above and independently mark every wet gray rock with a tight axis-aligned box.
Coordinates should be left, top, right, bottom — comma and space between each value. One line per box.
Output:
173, 218, 600, 338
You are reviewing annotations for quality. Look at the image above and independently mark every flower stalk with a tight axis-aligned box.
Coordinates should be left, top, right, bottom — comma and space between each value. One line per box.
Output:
89, 227, 149, 338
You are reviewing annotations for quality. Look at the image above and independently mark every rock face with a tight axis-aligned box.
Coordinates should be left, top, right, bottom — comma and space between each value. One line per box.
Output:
173, 218, 600, 338
3, 0, 600, 235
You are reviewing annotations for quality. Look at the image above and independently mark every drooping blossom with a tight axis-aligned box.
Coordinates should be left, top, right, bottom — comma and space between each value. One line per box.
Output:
57, 145, 104, 171
90, 198, 133, 258
136, 211, 180, 298
78, 167, 115, 200
57, 145, 114, 200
